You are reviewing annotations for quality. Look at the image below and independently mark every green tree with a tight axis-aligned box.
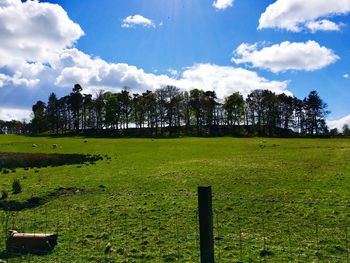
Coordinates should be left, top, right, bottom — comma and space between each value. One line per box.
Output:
293, 98, 305, 134
223, 92, 244, 126
342, 124, 350, 136
82, 94, 93, 130
132, 93, 145, 128
329, 128, 339, 136
246, 90, 264, 127
94, 90, 105, 130
279, 94, 295, 130
47, 93, 59, 134
120, 87, 132, 129
69, 84, 83, 131
261, 90, 280, 134
303, 91, 329, 135
189, 89, 204, 135
31, 100, 47, 133
104, 92, 121, 129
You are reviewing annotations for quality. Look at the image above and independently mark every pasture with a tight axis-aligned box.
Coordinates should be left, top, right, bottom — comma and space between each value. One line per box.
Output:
0, 135, 349, 262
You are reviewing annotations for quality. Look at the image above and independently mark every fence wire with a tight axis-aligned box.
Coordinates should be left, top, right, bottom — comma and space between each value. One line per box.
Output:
0, 191, 349, 262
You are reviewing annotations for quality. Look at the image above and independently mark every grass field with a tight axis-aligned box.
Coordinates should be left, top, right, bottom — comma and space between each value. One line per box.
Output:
0, 135, 350, 262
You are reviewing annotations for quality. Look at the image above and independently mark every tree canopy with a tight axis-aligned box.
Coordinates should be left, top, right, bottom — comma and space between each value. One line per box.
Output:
19, 84, 333, 138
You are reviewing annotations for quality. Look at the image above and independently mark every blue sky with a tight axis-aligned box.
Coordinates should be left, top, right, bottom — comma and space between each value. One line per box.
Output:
0, 0, 350, 128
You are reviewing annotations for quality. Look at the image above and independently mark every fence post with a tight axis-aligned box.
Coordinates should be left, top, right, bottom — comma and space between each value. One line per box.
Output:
198, 186, 215, 263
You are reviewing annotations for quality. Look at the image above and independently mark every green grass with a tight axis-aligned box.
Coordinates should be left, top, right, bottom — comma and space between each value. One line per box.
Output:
0, 135, 349, 262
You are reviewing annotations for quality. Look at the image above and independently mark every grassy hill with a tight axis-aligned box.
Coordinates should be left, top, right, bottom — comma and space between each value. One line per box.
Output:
0, 135, 349, 262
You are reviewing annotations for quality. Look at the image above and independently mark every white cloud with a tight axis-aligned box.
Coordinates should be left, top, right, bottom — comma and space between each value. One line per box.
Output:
306, 20, 343, 33
177, 64, 291, 98
0, 52, 292, 119
0, 0, 293, 121
122, 15, 155, 28
0, 0, 84, 90
213, 0, 234, 10
0, 73, 39, 88
53, 48, 176, 93
259, 0, 350, 32
0, 0, 84, 67
344, 74, 349, 78
53, 50, 291, 98
328, 115, 350, 130
168, 69, 178, 77
0, 107, 31, 121
232, 41, 339, 73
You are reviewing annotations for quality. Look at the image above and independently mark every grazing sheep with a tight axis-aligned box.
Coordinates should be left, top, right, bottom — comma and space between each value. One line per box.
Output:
32, 144, 37, 148
84, 139, 88, 143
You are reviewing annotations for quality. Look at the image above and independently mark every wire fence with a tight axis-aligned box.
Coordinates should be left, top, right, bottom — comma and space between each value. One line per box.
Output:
212, 194, 350, 262
0, 190, 349, 262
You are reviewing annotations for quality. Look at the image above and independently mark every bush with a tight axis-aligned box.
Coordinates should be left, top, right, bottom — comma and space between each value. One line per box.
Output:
12, 179, 22, 194
0, 190, 8, 200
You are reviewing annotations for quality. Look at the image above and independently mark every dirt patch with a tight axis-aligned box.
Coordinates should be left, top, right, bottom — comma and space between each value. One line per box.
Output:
0, 187, 86, 211
0, 152, 103, 170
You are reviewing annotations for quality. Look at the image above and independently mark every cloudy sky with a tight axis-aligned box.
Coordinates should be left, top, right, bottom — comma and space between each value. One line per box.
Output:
0, 0, 350, 129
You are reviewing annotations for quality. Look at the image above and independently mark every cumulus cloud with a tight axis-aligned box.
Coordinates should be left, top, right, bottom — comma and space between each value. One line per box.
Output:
0, 0, 84, 90
177, 64, 291, 98
344, 74, 349, 78
52, 48, 176, 93
232, 41, 339, 73
306, 20, 343, 33
259, 0, 350, 32
328, 115, 350, 130
52, 49, 290, 98
0, 73, 39, 88
122, 15, 155, 28
213, 0, 234, 10
168, 69, 178, 77
0, 0, 293, 121
0, 107, 31, 121
0, 0, 84, 67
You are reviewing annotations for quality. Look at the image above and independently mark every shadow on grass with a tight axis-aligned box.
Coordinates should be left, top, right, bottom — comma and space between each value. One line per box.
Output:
0, 249, 55, 260
0, 152, 103, 171
0, 187, 85, 211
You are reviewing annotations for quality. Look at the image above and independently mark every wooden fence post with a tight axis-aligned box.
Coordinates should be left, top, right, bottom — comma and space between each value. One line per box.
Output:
198, 186, 215, 263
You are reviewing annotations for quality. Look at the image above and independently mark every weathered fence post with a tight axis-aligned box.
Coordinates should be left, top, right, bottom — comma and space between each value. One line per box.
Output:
198, 186, 215, 263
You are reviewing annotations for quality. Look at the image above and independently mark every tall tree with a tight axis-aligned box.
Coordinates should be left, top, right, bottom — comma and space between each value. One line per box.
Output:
293, 98, 305, 134
303, 91, 329, 135
94, 90, 105, 130
82, 94, 93, 130
223, 92, 244, 126
120, 87, 132, 129
104, 92, 121, 129
201, 91, 217, 135
47, 93, 59, 134
189, 89, 204, 135
261, 91, 279, 130
279, 94, 295, 130
246, 90, 264, 127
31, 101, 47, 133
132, 93, 145, 128
69, 84, 83, 131
342, 124, 350, 136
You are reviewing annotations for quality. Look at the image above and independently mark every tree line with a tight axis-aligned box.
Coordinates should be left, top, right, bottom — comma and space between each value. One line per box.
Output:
0, 120, 30, 134
16, 84, 332, 137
